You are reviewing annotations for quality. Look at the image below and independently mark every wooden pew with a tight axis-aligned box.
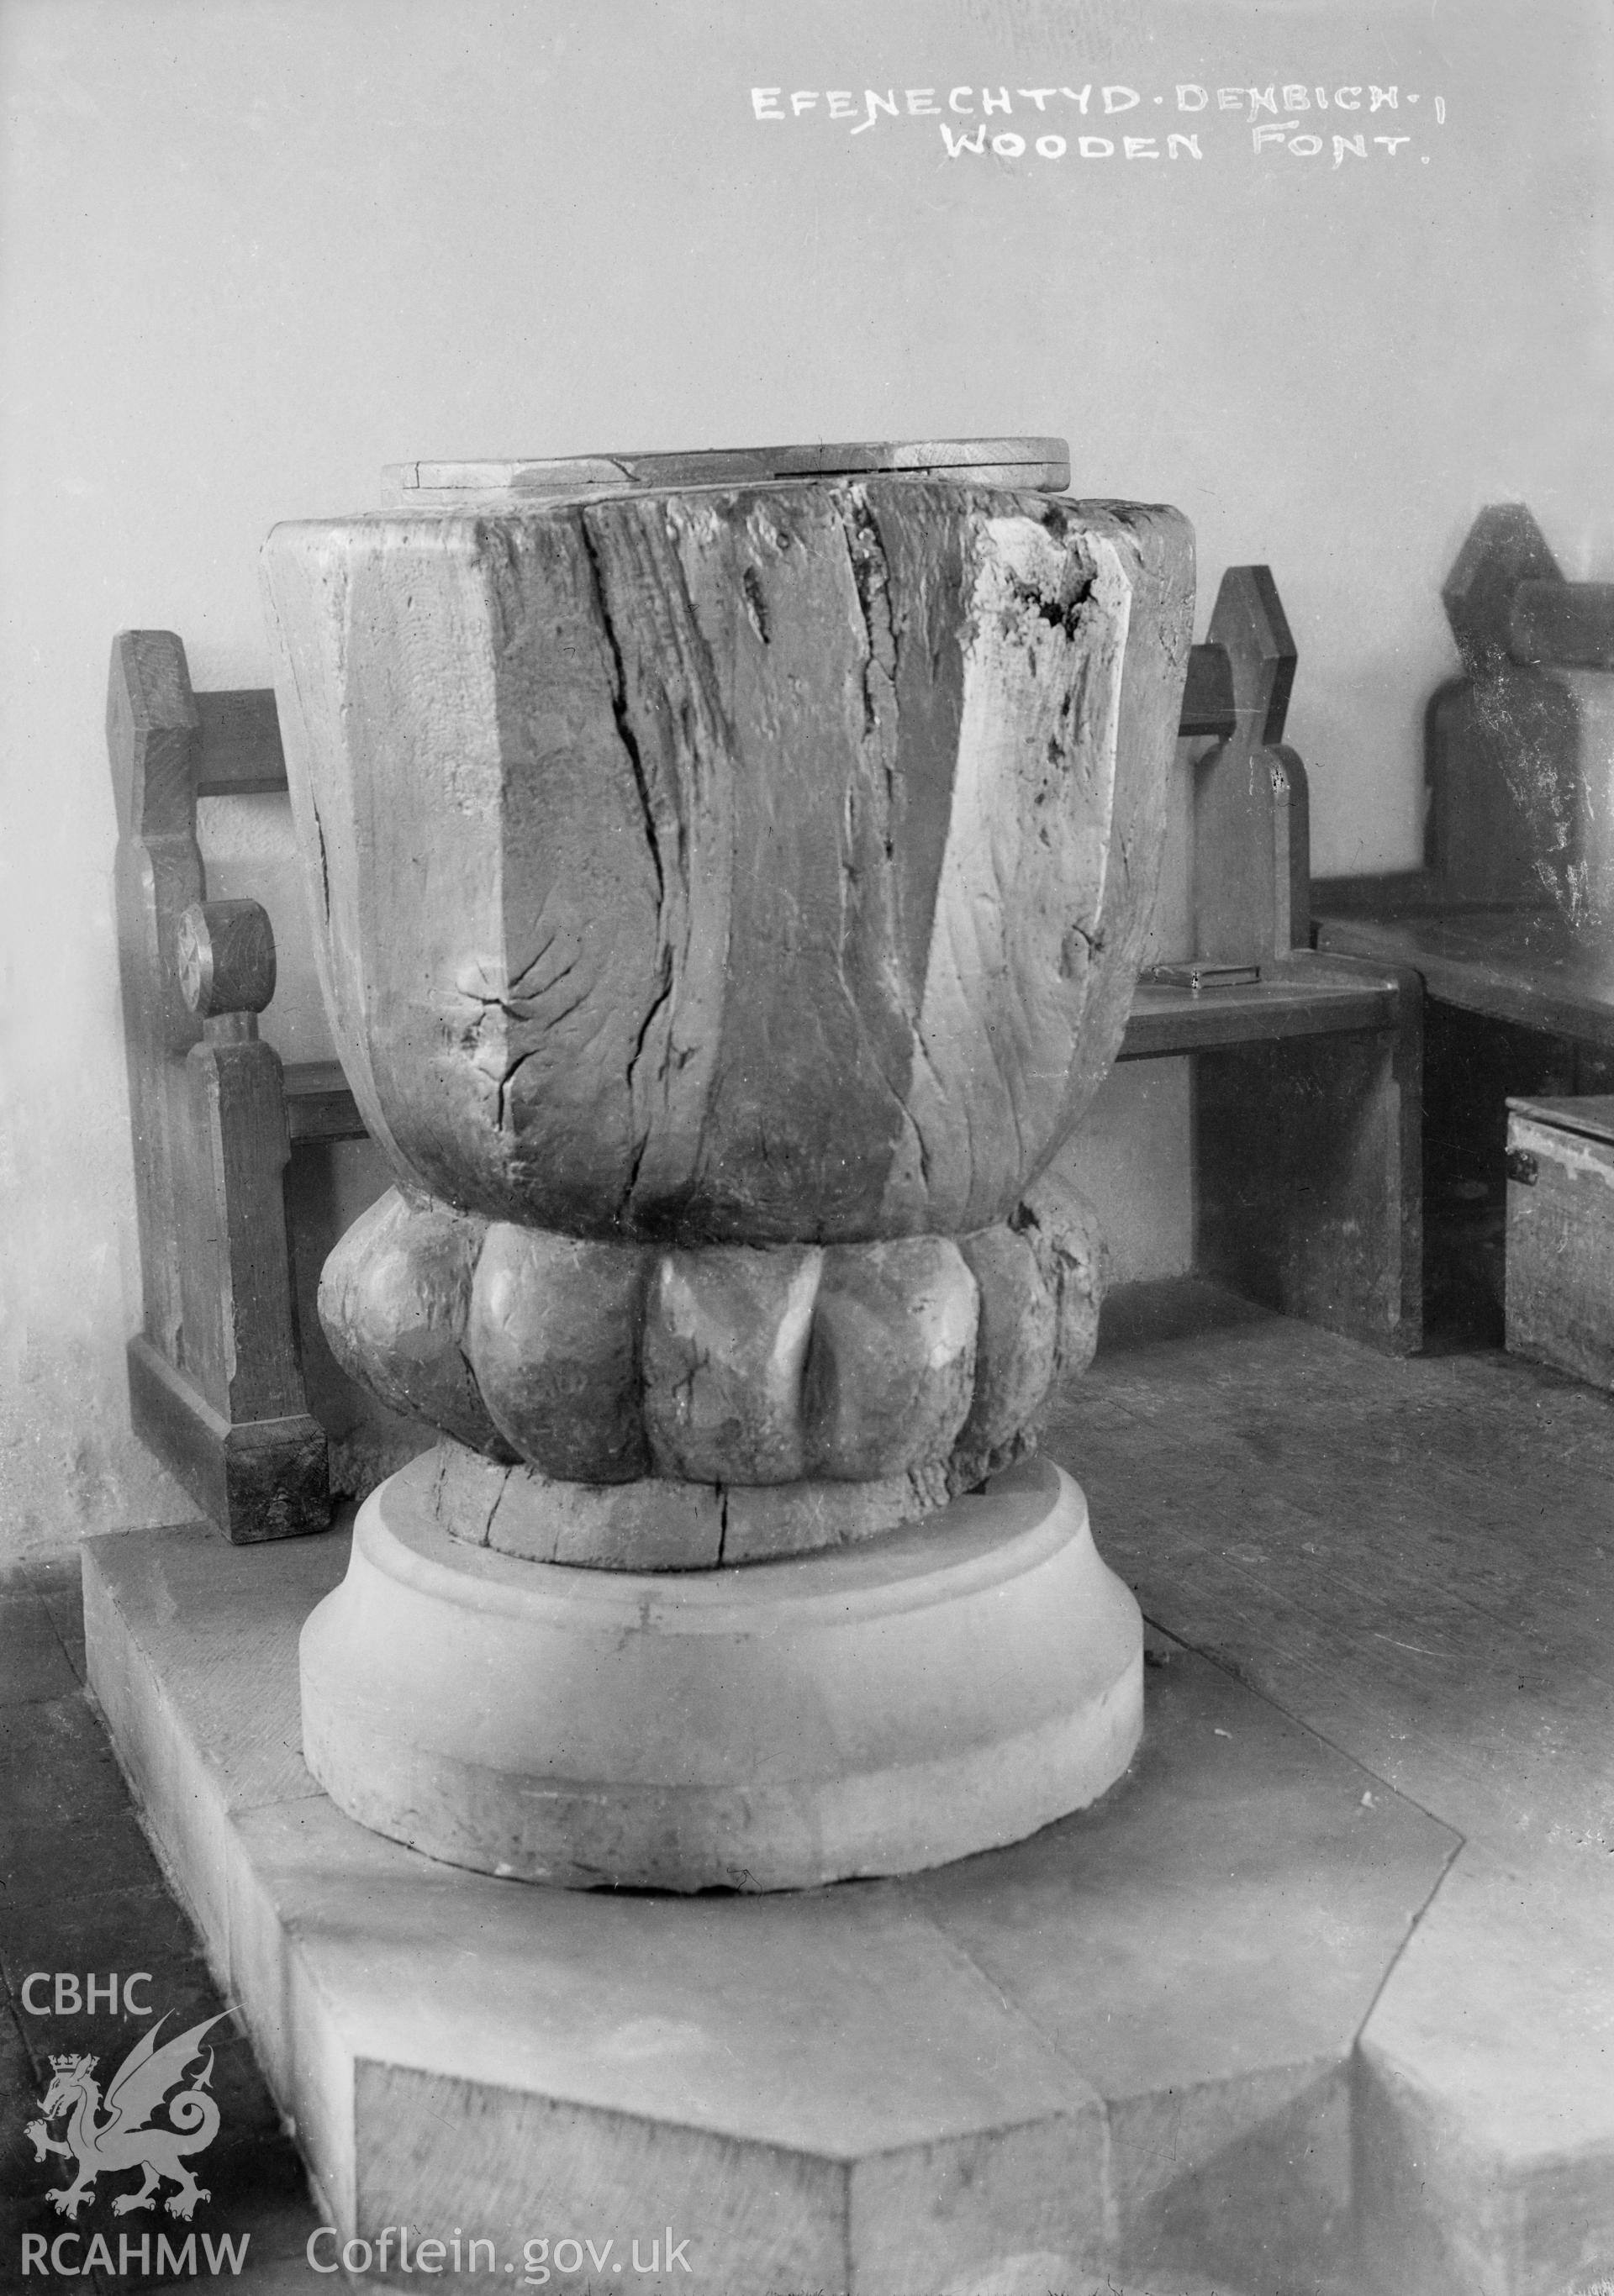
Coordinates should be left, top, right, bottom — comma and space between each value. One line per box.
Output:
1312, 504, 1614, 1339
1314, 504, 1614, 1051
113, 635, 335, 1542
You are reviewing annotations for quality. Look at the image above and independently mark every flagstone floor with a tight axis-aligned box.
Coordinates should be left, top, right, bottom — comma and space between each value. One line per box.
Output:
5, 1278, 1611, 2296
1, 1550, 323, 2293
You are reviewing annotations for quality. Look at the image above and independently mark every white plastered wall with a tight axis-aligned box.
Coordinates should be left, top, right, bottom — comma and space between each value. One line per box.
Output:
1, 0, 1608, 1553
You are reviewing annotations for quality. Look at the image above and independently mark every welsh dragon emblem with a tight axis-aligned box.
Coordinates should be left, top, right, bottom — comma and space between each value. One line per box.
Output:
25, 2011, 227, 2222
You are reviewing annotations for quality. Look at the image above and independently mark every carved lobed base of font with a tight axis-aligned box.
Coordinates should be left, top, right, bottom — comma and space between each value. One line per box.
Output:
319, 1182, 1105, 1532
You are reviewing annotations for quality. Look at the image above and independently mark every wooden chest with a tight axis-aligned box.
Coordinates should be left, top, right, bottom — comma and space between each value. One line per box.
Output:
1505, 1094, 1614, 1388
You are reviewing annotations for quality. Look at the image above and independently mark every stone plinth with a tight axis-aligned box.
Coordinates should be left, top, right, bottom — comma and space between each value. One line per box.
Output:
83, 1521, 1457, 2296
300, 1457, 1140, 1890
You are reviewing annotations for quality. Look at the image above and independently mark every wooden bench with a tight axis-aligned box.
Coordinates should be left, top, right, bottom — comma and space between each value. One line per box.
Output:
1312, 503, 1614, 1334
112, 566, 1420, 1540
111, 633, 371, 1545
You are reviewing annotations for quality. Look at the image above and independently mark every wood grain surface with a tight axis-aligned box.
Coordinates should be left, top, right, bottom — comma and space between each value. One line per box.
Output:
319, 1187, 508, 1457
262, 481, 1192, 1245
176, 897, 277, 1019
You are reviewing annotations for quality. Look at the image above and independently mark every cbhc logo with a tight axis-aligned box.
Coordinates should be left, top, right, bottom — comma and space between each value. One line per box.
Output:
20, 1973, 153, 2014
